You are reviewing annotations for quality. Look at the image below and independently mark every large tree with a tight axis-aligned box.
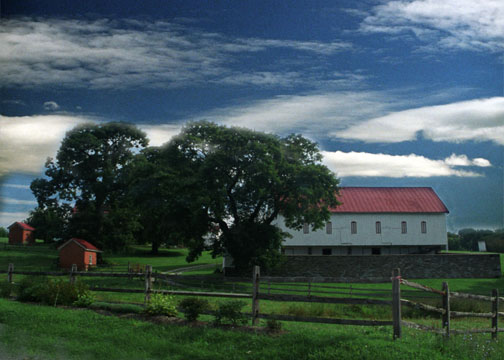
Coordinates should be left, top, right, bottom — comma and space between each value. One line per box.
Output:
127, 147, 210, 254
153, 121, 340, 271
30, 122, 148, 250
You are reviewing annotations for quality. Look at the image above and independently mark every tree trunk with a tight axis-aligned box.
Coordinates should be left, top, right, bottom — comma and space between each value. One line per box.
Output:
151, 241, 160, 255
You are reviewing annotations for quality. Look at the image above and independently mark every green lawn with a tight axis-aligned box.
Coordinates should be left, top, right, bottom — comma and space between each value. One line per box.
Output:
1, 299, 503, 360
0, 238, 221, 273
1, 241, 503, 359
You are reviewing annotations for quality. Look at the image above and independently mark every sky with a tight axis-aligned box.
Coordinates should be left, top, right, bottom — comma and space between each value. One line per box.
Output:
0, 0, 503, 232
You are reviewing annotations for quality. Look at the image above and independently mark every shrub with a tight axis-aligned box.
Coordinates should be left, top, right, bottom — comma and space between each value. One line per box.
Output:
73, 292, 96, 308
266, 319, 282, 333
17, 276, 47, 302
179, 297, 210, 322
213, 300, 247, 326
144, 293, 177, 317
0, 282, 14, 298
17, 277, 90, 306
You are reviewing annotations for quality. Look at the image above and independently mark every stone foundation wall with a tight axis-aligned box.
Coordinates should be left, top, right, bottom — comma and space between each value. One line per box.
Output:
265, 254, 501, 281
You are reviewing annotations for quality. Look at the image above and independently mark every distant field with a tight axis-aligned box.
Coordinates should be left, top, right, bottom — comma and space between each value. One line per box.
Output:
0, 239, 221, 272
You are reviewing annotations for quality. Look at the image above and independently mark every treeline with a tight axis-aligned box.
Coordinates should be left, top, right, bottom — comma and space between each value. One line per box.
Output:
448, 229, 504, 253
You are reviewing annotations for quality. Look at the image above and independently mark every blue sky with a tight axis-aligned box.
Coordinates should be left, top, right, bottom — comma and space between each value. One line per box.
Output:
1, 0, 503, 231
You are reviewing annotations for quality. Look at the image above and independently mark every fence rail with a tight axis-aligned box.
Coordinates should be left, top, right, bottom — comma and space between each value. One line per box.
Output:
400, 278, 503, 339
2, 262, 502, 340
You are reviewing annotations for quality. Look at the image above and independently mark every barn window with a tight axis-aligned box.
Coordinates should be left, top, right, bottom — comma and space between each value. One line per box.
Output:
307, 247, 312, 255
89, 254, 93, 266
303, 223, 309, 234
421, 221, 427, 234
375, 221, 381, 234
347, 247, 352, 255
322, 248, 332, 256
372, 247, 381, 255
326, 222, 332, 234
351, 221, 357, 234
401, 221, 407, 234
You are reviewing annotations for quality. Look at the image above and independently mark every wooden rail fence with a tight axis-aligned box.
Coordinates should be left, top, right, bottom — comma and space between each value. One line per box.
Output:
2, 263, 503, 339
399, 276, 504, 339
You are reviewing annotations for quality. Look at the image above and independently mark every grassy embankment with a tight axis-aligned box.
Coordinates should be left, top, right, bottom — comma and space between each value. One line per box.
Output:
1, 238, 503, 359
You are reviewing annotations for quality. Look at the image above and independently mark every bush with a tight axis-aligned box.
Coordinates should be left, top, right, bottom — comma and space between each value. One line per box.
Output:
17, 276, 47, 302
0, 282, 14, 298
73, 292, 95, 308
144, 293, 177, 317
179, 297, 210, 322
17, 277, 90, 306
213, 300, 247, 326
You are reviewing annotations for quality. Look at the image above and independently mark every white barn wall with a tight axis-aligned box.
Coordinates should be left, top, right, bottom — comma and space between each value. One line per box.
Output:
277, 213, 447, 249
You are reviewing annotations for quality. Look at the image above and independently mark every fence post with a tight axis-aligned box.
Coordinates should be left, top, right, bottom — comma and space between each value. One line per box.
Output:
442, 282, 450, 338
492, 289, 499, 340
251, 265, 260, 326
392, 268, 402, 340
69, 264, 77, 285
144, 265, 153, 303
7, 263, 14, 283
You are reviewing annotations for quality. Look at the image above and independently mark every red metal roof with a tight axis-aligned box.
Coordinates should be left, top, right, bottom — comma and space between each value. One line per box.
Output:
72, 238, 101, 251
329, 187, 449, 213
58, 238, 101, 252
8, 222, 35, 231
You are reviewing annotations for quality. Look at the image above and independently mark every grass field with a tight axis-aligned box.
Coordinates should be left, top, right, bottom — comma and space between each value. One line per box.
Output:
1, 238, 503, 359
1, 299, 503, 360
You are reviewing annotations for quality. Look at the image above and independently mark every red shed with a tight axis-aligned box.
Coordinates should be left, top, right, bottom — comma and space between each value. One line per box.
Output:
8, 222, 35, 245
58, 238, 102, 271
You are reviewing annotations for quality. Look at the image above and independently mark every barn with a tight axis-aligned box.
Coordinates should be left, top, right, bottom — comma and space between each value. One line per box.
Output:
58, 238, 102, 271
8, 222, 36, 245
279, 187, 449, 256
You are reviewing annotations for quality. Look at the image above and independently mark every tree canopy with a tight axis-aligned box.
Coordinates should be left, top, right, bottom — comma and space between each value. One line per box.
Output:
146, 121, 340, 270
30, 122, 148, 250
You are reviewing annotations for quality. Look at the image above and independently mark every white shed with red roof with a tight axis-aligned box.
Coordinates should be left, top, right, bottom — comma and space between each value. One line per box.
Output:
280, 187, 449, 256
58, 238, 102, 271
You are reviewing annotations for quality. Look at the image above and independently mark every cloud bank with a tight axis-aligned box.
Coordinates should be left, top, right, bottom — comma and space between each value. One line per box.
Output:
322, 151, 489, 178
336, 97, 504, 145
0, 114, 181, 175
0, 18, 352, 90
360, 0, 504, 52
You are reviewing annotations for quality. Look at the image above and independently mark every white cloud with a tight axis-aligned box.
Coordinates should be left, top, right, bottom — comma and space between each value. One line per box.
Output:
322, 151, 485, 178
2, 184, 31, 189
43, 101, 60, 111
336, 97, 504, 145
0, 211, 30, 228
360, 0, 504, 52
139, 124, 181, 147
0, 114, 182, 176
472, 158, 492, 167
0, 114, 91, 176
199, 91, 392, 137
444, 154, 492, 167
0, 197, 37, 205
0, 18, 351, 89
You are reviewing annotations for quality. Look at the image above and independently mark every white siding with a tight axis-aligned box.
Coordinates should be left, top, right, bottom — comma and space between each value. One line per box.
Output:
278, 213, 447, 247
